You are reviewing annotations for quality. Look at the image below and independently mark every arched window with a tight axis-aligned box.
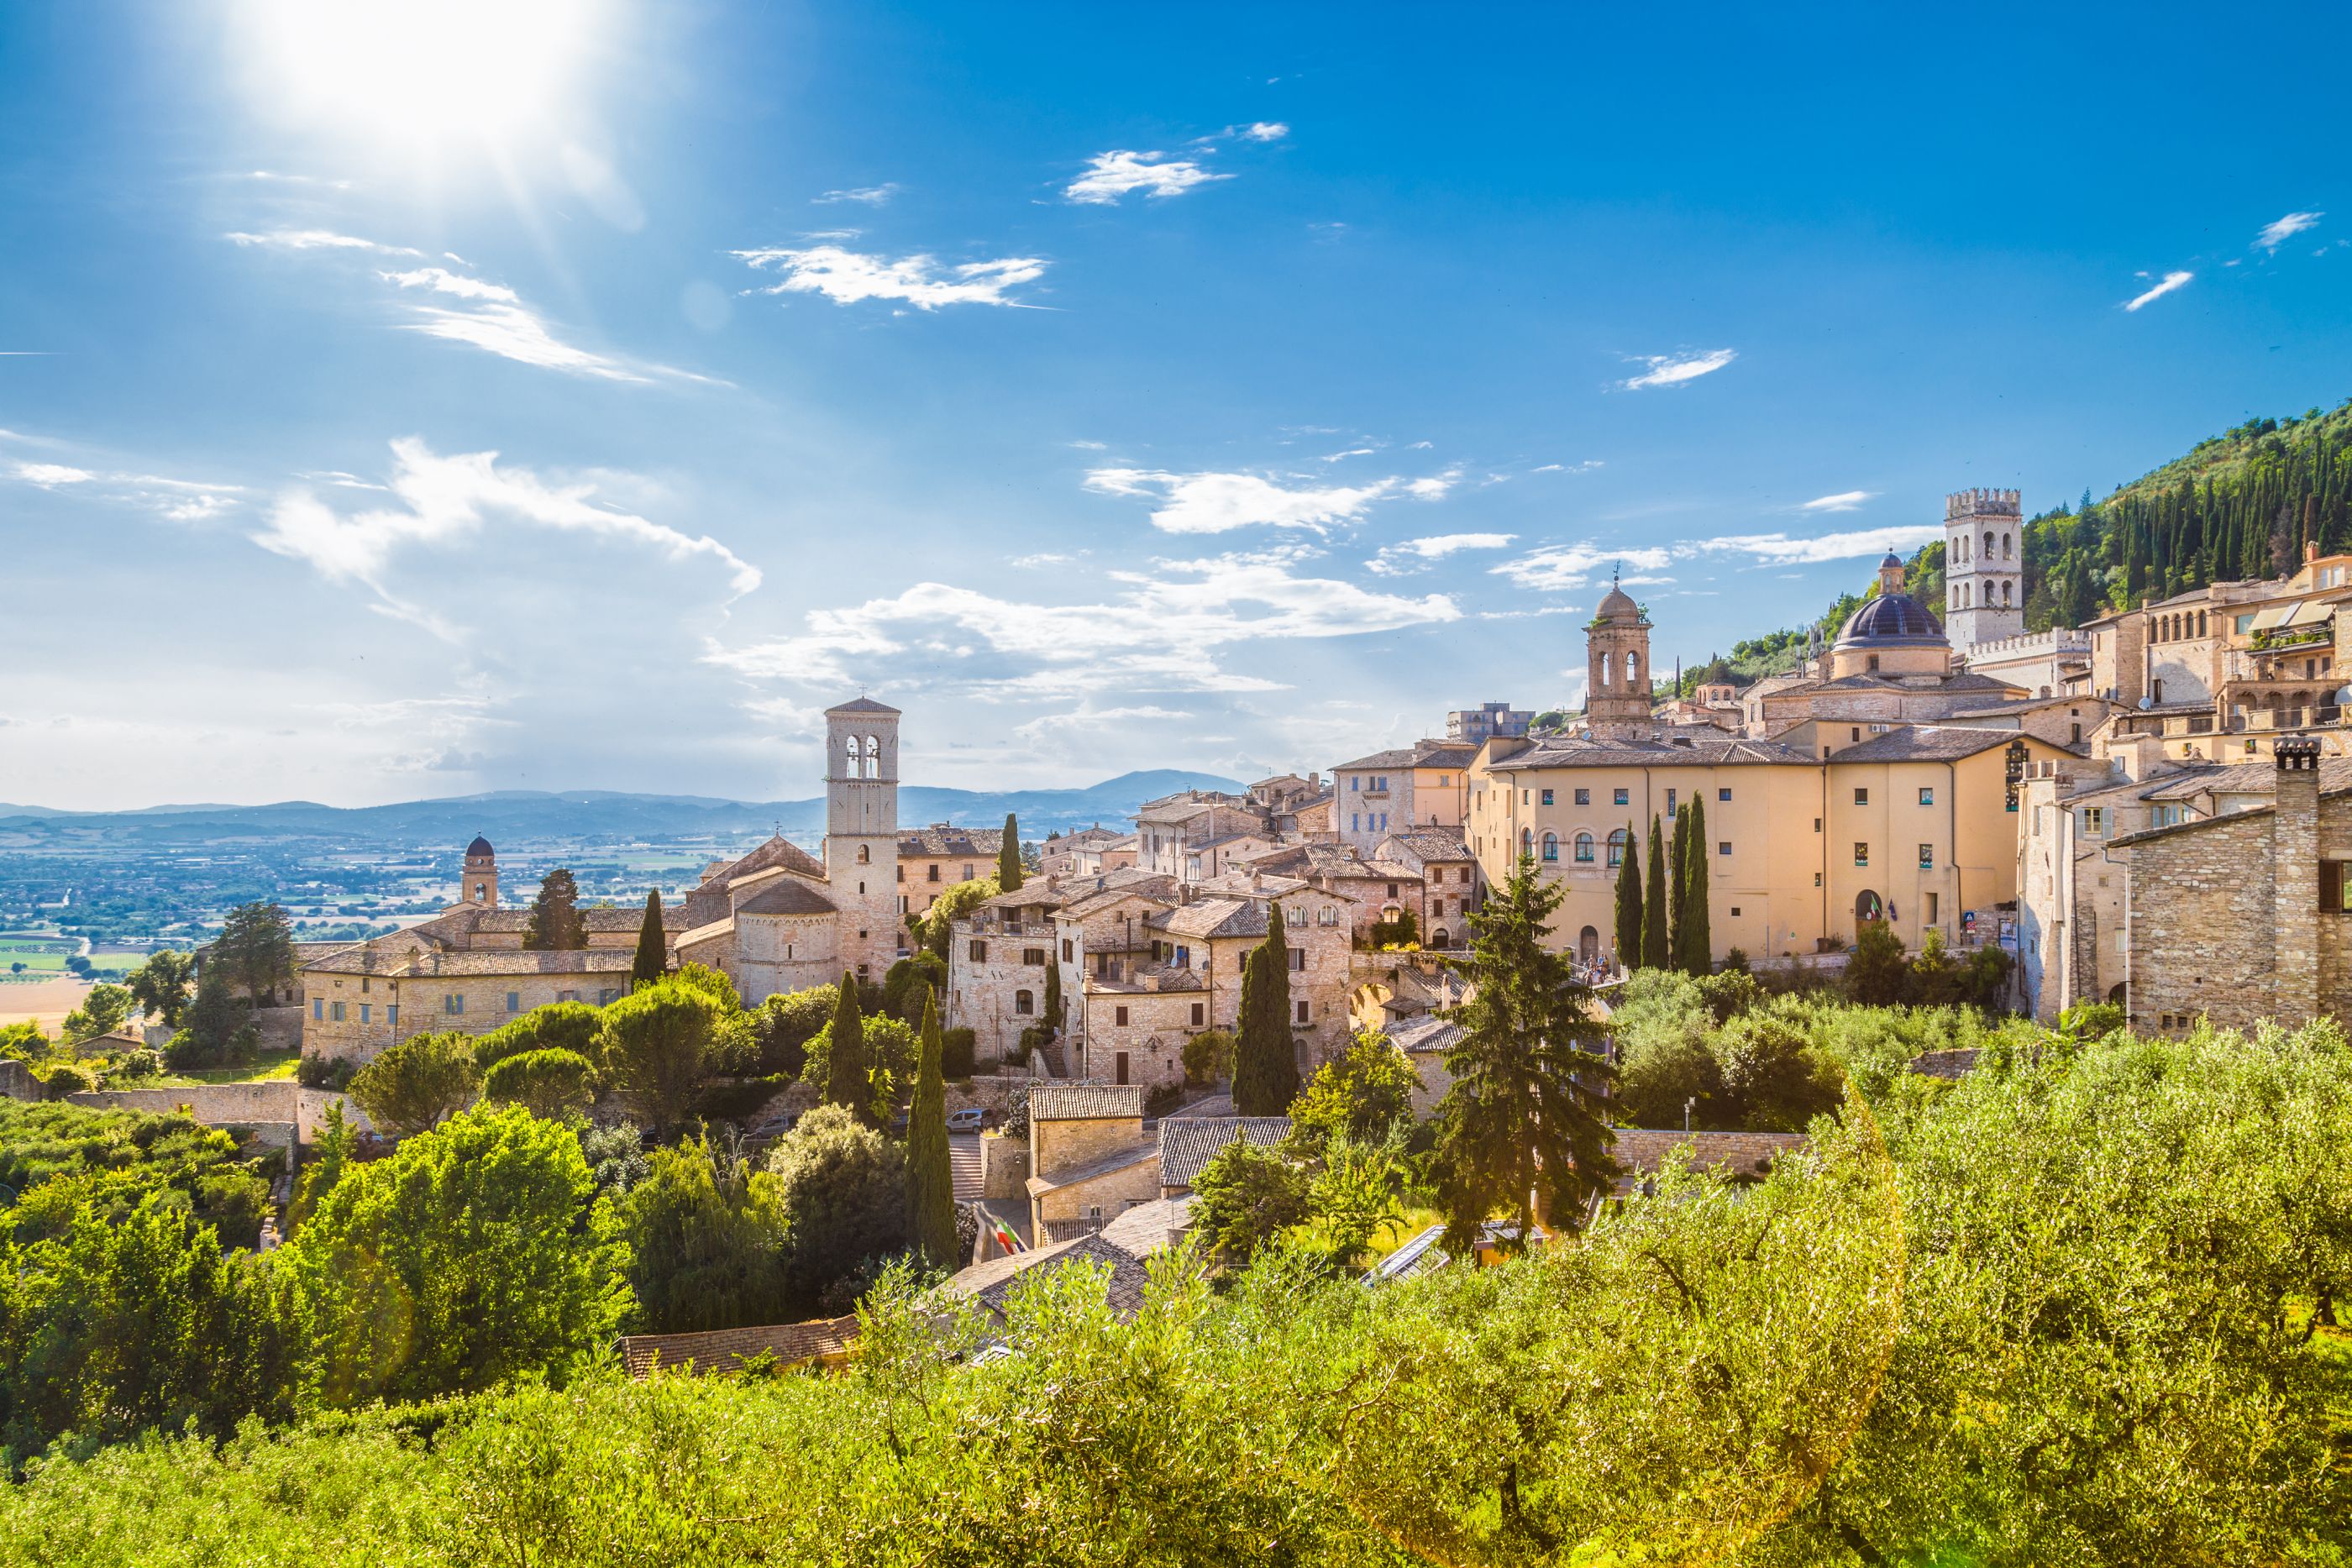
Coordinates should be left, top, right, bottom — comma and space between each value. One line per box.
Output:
1541, 831, 1558, 863
1983, 530, 1995, 558
861, 735, 882, 779
1599, 652, 1613, 689
1574, 831, 1594, 863
843, 736, 860, 774
1520, 827, 1533, 857
2002, 579, 2013, 605
2003, 532, 2013, 559
1607, 826, 1629, 868
857, 844, 870, 863
1015, 989, 1034, 1015
1626, 650, 1641, 684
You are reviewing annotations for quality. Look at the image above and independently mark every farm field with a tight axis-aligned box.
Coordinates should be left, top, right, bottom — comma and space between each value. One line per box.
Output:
0, 934, 76, 975
0, 973, 97, 1034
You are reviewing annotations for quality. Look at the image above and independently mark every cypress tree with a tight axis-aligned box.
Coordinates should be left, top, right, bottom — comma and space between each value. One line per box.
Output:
1233, 902, 1299, 1115
1667, 807, 1690, 970
823, 969, 875, 1125
1612, 822, 1642, 972
1641, 817, 1670, 971
630, 889, 666, 991
1679, 797, 1713, 974
906, 988, 958, 1270
997, 813, 1024, 892
1042, 955, 1064, 1034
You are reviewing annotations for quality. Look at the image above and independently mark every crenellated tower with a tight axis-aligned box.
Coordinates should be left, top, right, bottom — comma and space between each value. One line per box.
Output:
823, 696, 903, 981
1944, 487, 2025, 651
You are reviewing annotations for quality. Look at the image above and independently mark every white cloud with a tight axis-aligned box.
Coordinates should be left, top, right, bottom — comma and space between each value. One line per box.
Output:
1242, 122, 1289, 142
1404, 470, 1461, 501
1012, 552, 1074, 569
401, 301, 649, 382
1064, 150, 1225, 204
707, 549, 1459, 700
13, 462, 94, 486
379, 266, 520, 303
814, 184, 900, 206
225, 228, 420, 256
1695, 525, 1941, 564
1530, 460, 1603, 475
253, 438, 761, 638
1620, 349, 1736, 390
732, 245, 1047, 309
1799, 490, 1877, 513
2124, 270, 2193, 311
1014, 704, 1193, 743
1491, 543, 1677, 592
2255, 211, 2323, 252
1368, 532, 1515, 575
1084, 468, 1404, 534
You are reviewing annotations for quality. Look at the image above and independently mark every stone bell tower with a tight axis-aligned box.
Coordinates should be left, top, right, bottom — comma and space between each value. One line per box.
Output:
1945, 487, 2025, 652
823, 695, 903, 981
458, 835, 498, 909
1584, 569, 1656, 738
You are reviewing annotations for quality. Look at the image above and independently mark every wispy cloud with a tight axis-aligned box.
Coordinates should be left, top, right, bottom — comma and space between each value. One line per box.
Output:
1620, 348, 1736, 390
1694, 526, 1942, 564
1065, 150, 1225, 204
242, 170, 354, 191
1013, 552, 1075, 569
255, 439, 760, 639
706, 548, 1459, 700
2255, 211, 2323, 252
1241, 122, 1289, 142
226, 228, 419, 256
6, 446, 246, 521
814, 184, 900, 206
1491, 543, 1677, 592
1530, 460, 1603, 475
12, 462, 95, 486
2124, 270, 2193, 311
1799, 490, 1877, 513
732, 245, 1047, 309
1368, 532, 1515, 575
380, 266, 518, 304
1084, 468, 1420, 534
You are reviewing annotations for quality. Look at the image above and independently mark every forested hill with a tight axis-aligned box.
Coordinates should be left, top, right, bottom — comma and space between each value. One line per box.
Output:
1687, 396, 2352, 695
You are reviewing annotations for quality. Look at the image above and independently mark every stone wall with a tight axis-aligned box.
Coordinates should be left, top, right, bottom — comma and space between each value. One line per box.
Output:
1032, 1111, 1147, 1182
2124, 810, 2278, 1032
0, 1058, 39, 1102
980, 1132, 1030, 1199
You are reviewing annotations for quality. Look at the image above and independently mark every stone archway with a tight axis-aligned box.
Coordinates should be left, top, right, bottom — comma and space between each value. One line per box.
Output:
2108, 983, 2125, 1004
1578, 925, 1599, 964
1854, 889, 1883, 924
1431, 927, 1451, 950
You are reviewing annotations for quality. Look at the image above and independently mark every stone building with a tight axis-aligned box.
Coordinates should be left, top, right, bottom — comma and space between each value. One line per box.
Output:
1038, 826, 1128, 879
1331, 738, 1478, 853
1583, 578, 1655, 738
2110, 737, 2352, 1033
1446, 701, 1535, 747
899, 822, 1005, 916
1942, 488, 2027, 650
943, 880, 1069, 1062
1025, 1084, 1158, 1243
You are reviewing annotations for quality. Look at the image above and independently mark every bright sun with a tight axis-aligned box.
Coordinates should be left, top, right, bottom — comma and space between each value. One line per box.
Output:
237, 0, 605, 152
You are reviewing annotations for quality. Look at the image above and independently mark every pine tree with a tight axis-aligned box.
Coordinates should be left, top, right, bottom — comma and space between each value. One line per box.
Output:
522, 868, 587, 952
1678, 797, 1712, 974
997, 813, 1024, 892
906, 988, 958, 1270
1641, 816, 1671, 970
1611, 830, 1641, 972
1429, 855, 1618, 1256
630, 889, 666, 991
1233, 902, 1299, 1115
822, 970, 875, 1125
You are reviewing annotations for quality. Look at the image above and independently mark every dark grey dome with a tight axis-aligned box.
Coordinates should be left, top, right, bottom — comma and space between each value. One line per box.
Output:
465, 835, 496, 859
1835, 592, 1946, 650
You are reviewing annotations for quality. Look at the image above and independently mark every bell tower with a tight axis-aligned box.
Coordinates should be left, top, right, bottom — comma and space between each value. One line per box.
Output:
1584, 570, 1656, 738
823, 696, 903, 981
459, 836, 497, 909
1944, 487, 2025, 652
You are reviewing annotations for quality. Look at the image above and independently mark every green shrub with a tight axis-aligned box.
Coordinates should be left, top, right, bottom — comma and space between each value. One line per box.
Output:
482, 1048, 598, 1121
471, 1000, 606, 1072
1183, 1028, 1235, 1087
36, 1061, 97, 1097
294, 1052, 356, 1090
940, 1025, 976, 1078
1142, 1082, 1185, 1120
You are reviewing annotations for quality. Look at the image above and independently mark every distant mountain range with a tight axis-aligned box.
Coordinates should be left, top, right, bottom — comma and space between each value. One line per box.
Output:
0, 769, 1247, 849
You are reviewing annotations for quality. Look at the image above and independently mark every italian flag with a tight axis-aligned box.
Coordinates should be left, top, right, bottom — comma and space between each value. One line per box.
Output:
990, 1215, 1026, 1255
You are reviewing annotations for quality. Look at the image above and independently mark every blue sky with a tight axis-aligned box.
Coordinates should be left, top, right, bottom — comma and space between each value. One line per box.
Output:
4, 2, 2349, 809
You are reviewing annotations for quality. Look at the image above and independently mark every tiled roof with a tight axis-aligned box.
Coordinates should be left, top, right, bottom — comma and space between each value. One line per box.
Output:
1158, 1116, 1292, 1191
900, 825, 1005, 857
734, 880, 839, 916
1828, 726, 2032, 763
946, 1233, 1152, 1320
708, 834, 828, 885
827, 695, 900, 715
619, 1315, 859, 1377
462, 907, 664, 935
1097, 1194, 1196, 1257
1487, 736, 1815, 771
1335, 747, 1419, 771
1378, 829, 1473, 864
1388, 1015, 1462, 1054
1055, 877, 1182, 920
1029, 1083, 1145, 1122
1606, 1129, 1809, 1194
982, 882, 1071, 911
2140, 757, 2352, 799
389, 949, 639, 978
1152, 899, 1263, 941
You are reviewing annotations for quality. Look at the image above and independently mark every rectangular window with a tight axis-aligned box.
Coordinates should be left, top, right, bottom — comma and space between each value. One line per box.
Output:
1115, 1005, 1129, 1026
312, 998, 323, 1021
1925, 892, 1939, 923
358, 1004, 370, 1024
927, 864, 941, 882
1730, 905, 1741, 917
1666, 788, 1677, 817
1062, 938, 1074, 961
386, 1004, 397, 1028
1854, 842, 1869, 867
1173, 945, 1189, 968
1295, 999, 1310, 1024
558, 990, 578, 1005
1854, 788, 1869, 805
1350, 813, 1359, 832
506, 991, 520, 1013
446, 994, 465, 1015
1718, 788, 1731, 801
2323, 862, 2352, 911
969, 940, 987, 962
1190, 1003, 1205, 1026
1918, 843, 1935, 869
329, 1000, 345, 1022
1289, 949, 1306, 971
1613, 788, 1629, 805
1541, 789, 1554, 805
963, 865, 976, 881
2082, 807, 2106, 836
599, 989, 616, 1005
1023, 947, 1047, 966
1918, 787, 1934, 805
1573, 787, 1590, 805
1718, 841, 1730, 856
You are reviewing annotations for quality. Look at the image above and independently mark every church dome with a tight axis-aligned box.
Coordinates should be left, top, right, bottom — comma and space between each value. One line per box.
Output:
1594, 584, 1642, 622
465, 835, 495, 859
1834, 591, 1946, 650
